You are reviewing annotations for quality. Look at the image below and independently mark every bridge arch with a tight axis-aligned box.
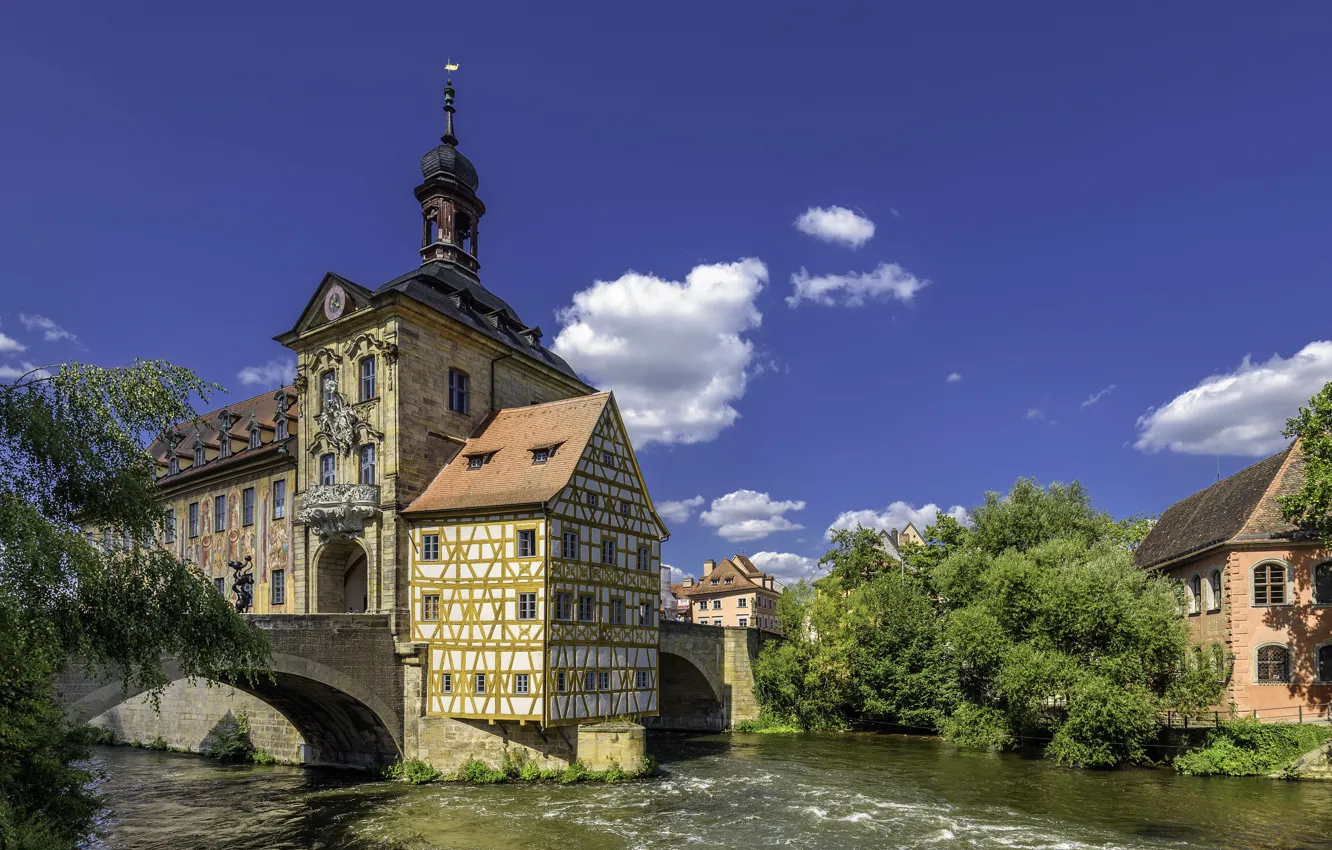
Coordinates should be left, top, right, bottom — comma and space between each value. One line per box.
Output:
653, 650, 726, 731
69, 651, 401, 769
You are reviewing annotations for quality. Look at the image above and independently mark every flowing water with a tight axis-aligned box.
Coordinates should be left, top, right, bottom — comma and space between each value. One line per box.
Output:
89, 732, 1332, 849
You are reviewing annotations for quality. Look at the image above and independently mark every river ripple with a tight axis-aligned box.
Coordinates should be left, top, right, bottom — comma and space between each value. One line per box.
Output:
89, 732, 1332, 849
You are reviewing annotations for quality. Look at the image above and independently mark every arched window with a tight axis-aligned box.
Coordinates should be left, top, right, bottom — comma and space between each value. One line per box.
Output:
1317, 643, 1332, 683
249, 425, 261, 449
1188, 574, 1202, 615
1315, 561, 1332, 605
194, 441, 205, 467
1208, 569, 1222, 612
1252, 561, 1289, 606
1256, 644, 1291, 683
276, 417, 288, 441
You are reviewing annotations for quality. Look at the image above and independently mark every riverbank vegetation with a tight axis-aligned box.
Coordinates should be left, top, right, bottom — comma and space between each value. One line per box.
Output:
1174, 719, 1332, 777
753, 479, 1223, 769
383, 752, 657, 785
0, 362, 270, 850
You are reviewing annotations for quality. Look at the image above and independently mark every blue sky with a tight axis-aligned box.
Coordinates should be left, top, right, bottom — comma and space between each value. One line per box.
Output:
4, 2, 1332, 585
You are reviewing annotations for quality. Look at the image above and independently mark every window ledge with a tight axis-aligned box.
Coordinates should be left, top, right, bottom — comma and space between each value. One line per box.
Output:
1254, 681, 1293, 686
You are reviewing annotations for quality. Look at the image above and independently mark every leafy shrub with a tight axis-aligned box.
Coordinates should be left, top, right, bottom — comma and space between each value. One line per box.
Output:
560, 759, 589, 784
636, 754, 658, 777
734, 718, 803, 734
205, 712, 257, 763
519, 761, 543, 781
383, 758, 442, 784
250, 749, 278, 765
940, 702, 1014, 751
456, 758, 507, 784
146, 737, 170, 752
1175, 719, 1332, 777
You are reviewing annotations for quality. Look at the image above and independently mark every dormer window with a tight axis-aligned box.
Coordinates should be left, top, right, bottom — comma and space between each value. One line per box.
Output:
168, 454, 179, 476
724, 578, 733, 584
194, 441, 205, 467
249, 425, 261, 449
533, 448, 549, 465
467, 455, 484, 470
217, 414, 232, 459
276, 417, 288, 441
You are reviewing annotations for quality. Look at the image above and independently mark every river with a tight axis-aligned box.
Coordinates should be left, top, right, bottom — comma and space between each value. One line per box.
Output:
88, 732, 1332, 850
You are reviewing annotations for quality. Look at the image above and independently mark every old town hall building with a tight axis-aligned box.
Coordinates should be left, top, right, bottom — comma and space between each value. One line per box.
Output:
133, 77, 668, 768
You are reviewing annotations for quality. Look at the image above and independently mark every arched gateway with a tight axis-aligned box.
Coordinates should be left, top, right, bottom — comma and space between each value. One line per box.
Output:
58, 615, 404, 770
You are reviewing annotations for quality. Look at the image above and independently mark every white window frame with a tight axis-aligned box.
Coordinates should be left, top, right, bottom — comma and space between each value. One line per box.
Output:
517, 529, 536, 558
422, 594, 440, 621
475, 673, 486, 695
320, 453, 336, 486
555, 592, 572, 621
584, 670, 596, 692
359, 444, 377, 485
441, 672, 452, 693
1207, 568, 1222, 612
1187, 573, 1201, 615
578, 594, 596, 622
359, 355, 376, 402
249, 426, 261, 449
242, 487, 255, 527
271, 569, 286, 605
601, 538, 616, 566
515, 673, 530, 695
556, 670, 567, 693
422, 533, 440, 561
273, 480, 286, 519
562, 530, 579, 560
189, 502, 199, 538
214, 495, 227, 531
518, 592, 537, 620
635, 670, 649, 689
637, 546, 649, 570
448, 368, 470, 414
597, 671, 610, 691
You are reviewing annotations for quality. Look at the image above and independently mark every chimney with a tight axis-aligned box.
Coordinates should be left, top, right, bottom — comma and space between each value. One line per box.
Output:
703, 559, 716, 577
889, 528, 899, 548
683, 576, 694, 587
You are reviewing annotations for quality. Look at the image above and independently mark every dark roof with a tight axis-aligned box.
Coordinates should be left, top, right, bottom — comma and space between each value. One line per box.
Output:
679, 556, 777, 597
420, 143, 479, 193
1133, 443, 1303, 569
375, 261, 580, 381
148, 387, 298, 483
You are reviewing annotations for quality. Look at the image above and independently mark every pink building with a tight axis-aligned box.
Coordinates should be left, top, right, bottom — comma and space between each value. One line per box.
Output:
1135, 441, 1332, 719
678, 555, 781, 631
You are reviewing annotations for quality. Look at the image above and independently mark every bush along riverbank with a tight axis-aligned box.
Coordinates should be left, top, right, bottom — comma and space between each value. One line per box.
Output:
752, 480, 1224, 770
383, 750, 657, 785
1174, 719, 1332, 778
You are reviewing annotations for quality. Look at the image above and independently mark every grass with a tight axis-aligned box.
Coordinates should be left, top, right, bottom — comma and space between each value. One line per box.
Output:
1174, 719, 1332, 777
382, 752, 658, 786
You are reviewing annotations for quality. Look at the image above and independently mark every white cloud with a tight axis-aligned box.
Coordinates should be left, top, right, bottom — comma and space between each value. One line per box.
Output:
793, 206, 876, 248
701, 489, 806, 542
657, 495, 704, 525
946, 372, 963, 383
0, 361, 53, 382
0, 333, 25, 353
19, 313, 76, 343
1025, 408, 1046, 421
825, 501, 970, 540
553, 259, 767, 446
1135, 341, 1332, 457
748, 551, 820, 586
1081, 385, 1116, 410
787, 263, 927, 308
237, 358, 296, 387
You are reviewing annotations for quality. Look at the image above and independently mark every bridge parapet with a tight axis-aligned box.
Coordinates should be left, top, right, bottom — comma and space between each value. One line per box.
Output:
655, 622, 774, 731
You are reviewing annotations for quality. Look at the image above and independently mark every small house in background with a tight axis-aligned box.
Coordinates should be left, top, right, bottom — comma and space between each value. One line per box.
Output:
678, 555, 782, 631
1134, 440, 1332, 720
659, 568, 692, 623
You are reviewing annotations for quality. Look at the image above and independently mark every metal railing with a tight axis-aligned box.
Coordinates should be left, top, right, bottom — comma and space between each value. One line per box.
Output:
1163, 703, 1332, 728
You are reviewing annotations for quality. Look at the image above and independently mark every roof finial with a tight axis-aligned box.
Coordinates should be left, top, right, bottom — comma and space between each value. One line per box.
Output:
442, 60, 460, 146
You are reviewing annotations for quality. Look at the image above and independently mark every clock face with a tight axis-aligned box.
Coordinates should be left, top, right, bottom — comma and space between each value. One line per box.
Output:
323, 285, 346, 321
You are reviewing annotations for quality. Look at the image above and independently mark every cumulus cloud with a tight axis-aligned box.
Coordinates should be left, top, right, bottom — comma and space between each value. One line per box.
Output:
657, 495, 704, 525
238, 358, 296, 387
946, 372, 963, 383
1135, 341, 1332, 457
748, 551, 820, 587
0, 361, 53, 382
553, 259, 767, 446
0, 333, 24, 354
19, 313, 76, 343
700, 489, 806, 542
1025, 408, 1046, 421
1081, 385, 1116, 410
793, 206, 876, 248
787, 263, 927, 308
825, 501, 970, 540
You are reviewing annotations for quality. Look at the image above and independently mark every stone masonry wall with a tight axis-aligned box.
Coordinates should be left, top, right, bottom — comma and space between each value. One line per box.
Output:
90, 680, 304, 762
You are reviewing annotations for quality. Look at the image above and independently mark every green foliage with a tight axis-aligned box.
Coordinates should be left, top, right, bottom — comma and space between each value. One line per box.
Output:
734, 718, 803, 733
752, 477, 1222, 770
205, 712, 260, 764
456, 758, 508, 784
0, 361, 271, 849
1279, 381, 1332, 546
560, 759, 589, 784
250, 749, 278, 765
383, 758, 443, 784
820, 526, 897, 590
1175, 719, 1332, 776
518, 761, 543, 781
146, 736, 170, 752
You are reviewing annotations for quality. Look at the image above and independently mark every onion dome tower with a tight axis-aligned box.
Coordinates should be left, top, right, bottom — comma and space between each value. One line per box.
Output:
416, 68, 485, 271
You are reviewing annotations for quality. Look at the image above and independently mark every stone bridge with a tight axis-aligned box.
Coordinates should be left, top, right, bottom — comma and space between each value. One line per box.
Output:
653, 621, 772, 732
57, 616, 770, 769
58, 614, 404, 770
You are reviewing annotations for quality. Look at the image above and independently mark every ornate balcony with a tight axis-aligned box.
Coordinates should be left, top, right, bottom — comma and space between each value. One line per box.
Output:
297, 483, 381, 542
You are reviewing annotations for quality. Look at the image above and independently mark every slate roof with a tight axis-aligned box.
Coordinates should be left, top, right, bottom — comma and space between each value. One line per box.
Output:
403, 393, 612, 514
148, 387, 298, 483
372, 262, 580, 382
1133, 442, 1306, 569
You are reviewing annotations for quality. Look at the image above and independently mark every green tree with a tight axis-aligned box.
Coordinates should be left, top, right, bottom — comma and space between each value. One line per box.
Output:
819, 525, 897, 590
0, 362, 269, 849
1279, 380, 1332, 545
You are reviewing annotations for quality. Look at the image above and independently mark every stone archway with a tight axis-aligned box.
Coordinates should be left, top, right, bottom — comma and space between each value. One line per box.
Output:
68, 652, 401, 770
648, 652, 725, 731
314, 539, 369, 613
